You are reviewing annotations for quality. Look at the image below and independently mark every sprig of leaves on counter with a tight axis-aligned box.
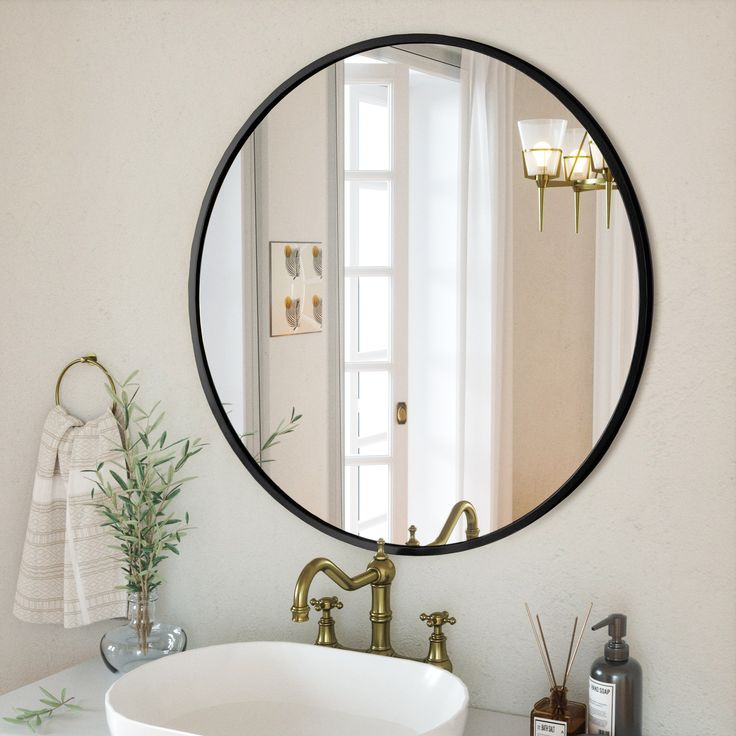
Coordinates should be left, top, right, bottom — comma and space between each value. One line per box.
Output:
3, 687, 80, 732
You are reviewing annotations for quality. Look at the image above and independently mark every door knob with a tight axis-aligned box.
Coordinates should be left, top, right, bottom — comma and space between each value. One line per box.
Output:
396, 401, 407, 425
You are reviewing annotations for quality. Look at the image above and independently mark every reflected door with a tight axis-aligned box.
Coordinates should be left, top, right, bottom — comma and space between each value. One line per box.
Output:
342, 59, 409, 541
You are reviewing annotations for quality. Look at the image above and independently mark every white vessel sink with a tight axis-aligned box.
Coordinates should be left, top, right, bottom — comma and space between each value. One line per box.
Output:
105, 641, 468, 736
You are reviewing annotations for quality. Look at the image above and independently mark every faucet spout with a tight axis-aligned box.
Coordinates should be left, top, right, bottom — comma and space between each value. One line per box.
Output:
291, 557, 379, 622
427, 500, 480, 546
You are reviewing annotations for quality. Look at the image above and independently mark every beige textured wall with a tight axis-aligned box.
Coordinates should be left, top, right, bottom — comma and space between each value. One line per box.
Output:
0, 2, 734, 734
256, 70, 331, 520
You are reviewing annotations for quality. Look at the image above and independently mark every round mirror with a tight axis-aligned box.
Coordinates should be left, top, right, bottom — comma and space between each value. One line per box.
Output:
190, 35, 652, 554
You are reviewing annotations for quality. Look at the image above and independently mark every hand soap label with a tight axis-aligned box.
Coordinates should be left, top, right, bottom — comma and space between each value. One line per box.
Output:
588, 677, 615, 735
533, 717, 567, 736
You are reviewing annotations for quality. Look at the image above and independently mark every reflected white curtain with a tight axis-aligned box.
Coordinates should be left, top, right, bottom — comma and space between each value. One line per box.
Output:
592, 194, 638, 442
406, 68, 463, 542
406, 54, 514, 541
457, 51, 514, 533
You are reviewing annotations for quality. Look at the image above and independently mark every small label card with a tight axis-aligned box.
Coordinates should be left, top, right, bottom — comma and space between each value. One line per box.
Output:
588, 677, 615, 735
533, 716, 567, 736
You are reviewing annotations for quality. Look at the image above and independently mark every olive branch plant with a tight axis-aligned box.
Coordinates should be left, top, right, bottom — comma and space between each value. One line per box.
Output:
3, 687, 80, 733
87, 372, 204, 653
241, 407, 302, 465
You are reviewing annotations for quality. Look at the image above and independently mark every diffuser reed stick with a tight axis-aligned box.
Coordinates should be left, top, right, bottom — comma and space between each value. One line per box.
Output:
561, 616, 578, 690
525, 602, 555, 688
565, 602, 593, 682
536, 614, 558, 687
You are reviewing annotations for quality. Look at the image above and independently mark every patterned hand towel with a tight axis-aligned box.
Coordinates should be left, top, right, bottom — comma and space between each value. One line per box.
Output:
14, 406, 128, 627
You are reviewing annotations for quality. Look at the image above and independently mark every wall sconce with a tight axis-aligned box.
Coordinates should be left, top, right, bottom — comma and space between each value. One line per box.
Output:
518, 119, 617, 233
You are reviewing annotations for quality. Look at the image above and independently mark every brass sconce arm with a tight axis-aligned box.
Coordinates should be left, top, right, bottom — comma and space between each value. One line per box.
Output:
427, 500, 480, 546
291, 557, 380, 622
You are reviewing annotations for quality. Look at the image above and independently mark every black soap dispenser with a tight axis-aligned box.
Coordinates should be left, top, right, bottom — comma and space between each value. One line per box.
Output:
589, 613, 642, 736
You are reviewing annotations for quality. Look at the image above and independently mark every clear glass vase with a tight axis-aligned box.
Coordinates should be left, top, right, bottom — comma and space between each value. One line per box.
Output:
100, 590, 187, 673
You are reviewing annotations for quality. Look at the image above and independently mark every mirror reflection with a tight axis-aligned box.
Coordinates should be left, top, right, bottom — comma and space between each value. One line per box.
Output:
199, 44, 639, 546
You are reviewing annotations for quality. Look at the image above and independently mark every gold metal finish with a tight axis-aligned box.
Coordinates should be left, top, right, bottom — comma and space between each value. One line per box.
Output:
521, 149, 563, 180
291, 540, 457, 670
291, 559, 379, 623
310, 596, 343, 648
520, 134, 618, 232
427, 500, 480, 546
55, 354, 116, 411
291, 539, 396, 656
562, 131, 591, 183
420, 611, 457, 672
406, 500, 480, 547
536, 175, 548, 232
406, 525, 420, 546
396, 401, 408, 425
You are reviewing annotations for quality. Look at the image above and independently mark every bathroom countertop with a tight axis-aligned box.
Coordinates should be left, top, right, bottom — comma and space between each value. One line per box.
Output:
0, 657, 528, 735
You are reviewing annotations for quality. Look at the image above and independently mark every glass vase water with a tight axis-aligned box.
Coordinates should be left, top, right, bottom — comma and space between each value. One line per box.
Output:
100, 590, 187, 673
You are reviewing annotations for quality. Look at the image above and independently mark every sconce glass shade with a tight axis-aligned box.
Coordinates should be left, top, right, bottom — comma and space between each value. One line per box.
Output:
518, 119, 567, 177
588, 139, 607, 172
563, 128, 592, 181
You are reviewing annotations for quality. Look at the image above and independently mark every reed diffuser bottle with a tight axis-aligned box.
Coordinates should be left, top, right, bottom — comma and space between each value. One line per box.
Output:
526, 603, 592, 736
531, 685, 586, 735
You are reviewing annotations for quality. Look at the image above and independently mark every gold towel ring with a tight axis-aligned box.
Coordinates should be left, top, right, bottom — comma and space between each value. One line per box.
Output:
55, 354, 117, 411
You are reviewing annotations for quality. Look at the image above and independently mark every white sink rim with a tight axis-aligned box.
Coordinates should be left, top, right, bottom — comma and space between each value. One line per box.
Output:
105, 640, 469, 736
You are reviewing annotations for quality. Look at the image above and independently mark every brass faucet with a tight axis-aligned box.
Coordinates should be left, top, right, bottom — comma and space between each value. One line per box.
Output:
291, 539, 396, 655
406, 500, 480, 546
291, 540, 457, 670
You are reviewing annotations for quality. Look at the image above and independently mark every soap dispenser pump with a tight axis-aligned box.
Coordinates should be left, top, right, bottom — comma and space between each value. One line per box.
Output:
589, 613, 642, 736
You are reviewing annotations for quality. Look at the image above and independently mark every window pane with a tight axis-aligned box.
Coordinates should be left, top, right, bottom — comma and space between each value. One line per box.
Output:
358, 371, 389, 455
345, 181, 390, 267
358, 465, 389, 531
344, 371, 390, 456
344, 371, 358, 456
344, 276, 390, 361
345, 83, 390, 170
359, 276, 390, 357
359, 277, 389, 356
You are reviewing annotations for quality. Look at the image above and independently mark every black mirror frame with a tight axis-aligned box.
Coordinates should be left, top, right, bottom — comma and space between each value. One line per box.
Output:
189, 33, 653, 556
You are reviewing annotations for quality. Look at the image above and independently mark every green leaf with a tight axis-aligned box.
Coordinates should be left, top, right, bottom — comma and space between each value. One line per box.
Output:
109, 470, 128, 490
121, 370, 139, 386
38, 689, 56, 704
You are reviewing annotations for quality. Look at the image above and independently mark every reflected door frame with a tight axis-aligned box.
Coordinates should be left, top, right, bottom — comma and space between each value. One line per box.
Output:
338, 60, 410, 542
